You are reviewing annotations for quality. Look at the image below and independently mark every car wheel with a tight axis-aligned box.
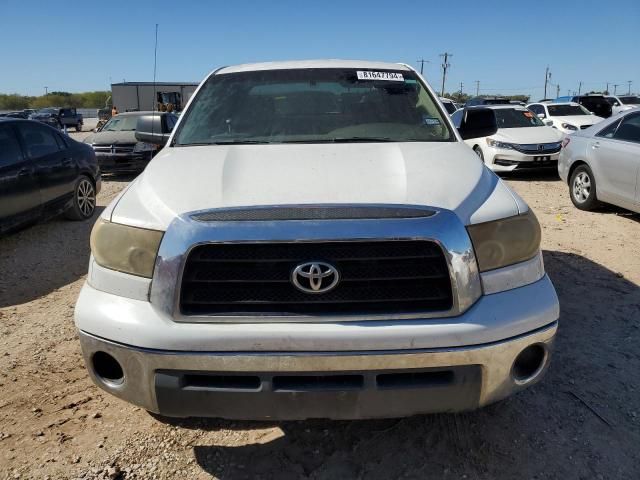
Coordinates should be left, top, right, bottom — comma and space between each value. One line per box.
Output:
473, 146, 485, 162
76, 123, 82, 132
570, 165, 599, 210
65, 176, 96, 220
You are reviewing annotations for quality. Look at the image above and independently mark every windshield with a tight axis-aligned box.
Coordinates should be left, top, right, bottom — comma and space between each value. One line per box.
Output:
547, 104, 590, 116
101, 115, 140, 132
619, 96, 640, 105
442, 101, 457, 114
494, 108, 544, 128
174, 68, 454, 145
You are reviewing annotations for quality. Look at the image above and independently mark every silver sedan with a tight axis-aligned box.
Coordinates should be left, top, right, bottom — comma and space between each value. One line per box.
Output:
558, 110, 640, 213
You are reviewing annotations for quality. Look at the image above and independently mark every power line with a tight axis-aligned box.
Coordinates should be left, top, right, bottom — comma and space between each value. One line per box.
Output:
439, 52, 452, 96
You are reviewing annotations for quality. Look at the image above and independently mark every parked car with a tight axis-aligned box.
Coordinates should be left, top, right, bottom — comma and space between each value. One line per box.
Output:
439, 97, 458, 115
558, 109, 640, 213
83, 111, 178, 173
75, 60, 559, 420
605, 95, 640, 115
0, 119, 100, 233
553, 95, 612, 118
527, 102, 604, 134
29, 107, 83, 131
465, 96, 511, 107
451, 105, 563, 171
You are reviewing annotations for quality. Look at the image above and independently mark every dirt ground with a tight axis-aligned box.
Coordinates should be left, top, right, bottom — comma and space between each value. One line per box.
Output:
1, 131, 639, 479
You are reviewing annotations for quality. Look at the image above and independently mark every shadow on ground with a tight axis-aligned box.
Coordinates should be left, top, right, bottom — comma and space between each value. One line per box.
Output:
0, 207, 104, 307
151, 250, 640, 479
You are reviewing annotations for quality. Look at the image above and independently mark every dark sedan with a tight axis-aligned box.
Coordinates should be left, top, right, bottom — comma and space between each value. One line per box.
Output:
0, 119, 101, 234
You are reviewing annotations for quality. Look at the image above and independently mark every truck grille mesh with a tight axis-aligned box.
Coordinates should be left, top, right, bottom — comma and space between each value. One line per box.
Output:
180, 241, 453, 316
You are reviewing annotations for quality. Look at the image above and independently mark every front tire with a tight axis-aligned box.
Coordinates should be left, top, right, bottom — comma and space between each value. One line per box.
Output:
570, 165, 599, 210
65, 176, 96, 220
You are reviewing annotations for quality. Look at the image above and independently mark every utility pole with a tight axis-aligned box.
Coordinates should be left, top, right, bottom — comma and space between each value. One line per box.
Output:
416, 59, 429, 75
439, 52, 452, 96
459, 81, 463, 95
606, 82, 609, 94
556, 84, 560, 99
543, 66, 551, 99
628, 80, 633, 94
578, 81, 582, 95
44, 86, 48, 96
475, 80, 480, 96
613, 84, 619, 94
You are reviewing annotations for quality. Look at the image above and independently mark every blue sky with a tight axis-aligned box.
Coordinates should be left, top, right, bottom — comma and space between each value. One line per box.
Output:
1, 0, 639, 99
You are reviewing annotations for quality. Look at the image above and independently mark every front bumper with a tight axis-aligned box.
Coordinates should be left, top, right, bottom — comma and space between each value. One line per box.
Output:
485, 146, 560, 172
94, 152, 152, 173
78, 323, 556, 419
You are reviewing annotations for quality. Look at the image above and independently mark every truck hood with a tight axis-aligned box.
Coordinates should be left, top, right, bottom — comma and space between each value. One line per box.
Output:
493, 126, 563, 144
83, 131, 138, 145
109, 142, 523, 230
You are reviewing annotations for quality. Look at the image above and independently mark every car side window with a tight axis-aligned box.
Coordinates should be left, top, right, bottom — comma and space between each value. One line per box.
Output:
0, 125, 25, 167
596, 119, 622, 139
613, 113, 640, 143
451, 109, 464, 128
17, 123, 60, 159
54, 133, 68, 150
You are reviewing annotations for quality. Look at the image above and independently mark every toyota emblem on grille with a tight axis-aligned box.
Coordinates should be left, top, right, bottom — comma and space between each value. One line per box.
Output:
291, 262, 340, 294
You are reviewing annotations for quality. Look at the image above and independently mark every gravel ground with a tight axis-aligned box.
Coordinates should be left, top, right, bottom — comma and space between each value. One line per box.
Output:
1, 139, 639, 479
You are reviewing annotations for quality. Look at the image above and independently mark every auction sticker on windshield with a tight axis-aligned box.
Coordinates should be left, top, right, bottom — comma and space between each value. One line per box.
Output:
357, 71, 404, 81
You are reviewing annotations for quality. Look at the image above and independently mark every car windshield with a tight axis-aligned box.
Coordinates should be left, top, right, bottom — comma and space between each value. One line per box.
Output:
174, 68, 454, 145
547, 104, 590, 116
619, 96, 640, 105
101, 115, 140, 131
494, 108, 544, 128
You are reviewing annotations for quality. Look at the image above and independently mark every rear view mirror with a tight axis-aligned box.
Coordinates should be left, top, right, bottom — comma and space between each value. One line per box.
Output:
457, 108, 498, 140
135, 114, 172, 145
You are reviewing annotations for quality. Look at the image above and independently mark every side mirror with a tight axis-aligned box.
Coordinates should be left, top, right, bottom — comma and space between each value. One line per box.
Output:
135, 114, 172, 145
545, 120, 554, 126
537, 113, 546, 119
457, 108, 498, 140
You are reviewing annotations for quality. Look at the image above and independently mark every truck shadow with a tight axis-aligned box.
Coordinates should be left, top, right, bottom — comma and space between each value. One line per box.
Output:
154, 249, 640, 479
0, 207, 104, 308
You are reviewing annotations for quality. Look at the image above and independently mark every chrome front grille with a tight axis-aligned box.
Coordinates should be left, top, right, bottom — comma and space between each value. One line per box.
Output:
180, 241, 453, 316
92, 143, 137, 154
512, 142, 562, 155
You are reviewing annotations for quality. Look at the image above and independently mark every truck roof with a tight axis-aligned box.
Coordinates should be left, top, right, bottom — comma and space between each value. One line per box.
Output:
217, 59, 412, 75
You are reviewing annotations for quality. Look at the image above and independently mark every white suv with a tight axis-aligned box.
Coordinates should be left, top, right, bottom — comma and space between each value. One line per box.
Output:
75, 60, 559, 420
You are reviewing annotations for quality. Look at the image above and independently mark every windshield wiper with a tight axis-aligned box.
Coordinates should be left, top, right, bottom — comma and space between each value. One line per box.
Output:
176, 140, 272, 146
280, 137, 397, 144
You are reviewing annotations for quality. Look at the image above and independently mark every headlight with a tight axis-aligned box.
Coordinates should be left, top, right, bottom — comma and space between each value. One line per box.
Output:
467, 210, 541, 272
561, 123, 577, 131
486, 138, 515, 149
133, 141, 157, 152
90, 218, 164, 278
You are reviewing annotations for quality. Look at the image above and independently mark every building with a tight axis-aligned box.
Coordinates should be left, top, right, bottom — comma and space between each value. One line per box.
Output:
111, 82, 199, 112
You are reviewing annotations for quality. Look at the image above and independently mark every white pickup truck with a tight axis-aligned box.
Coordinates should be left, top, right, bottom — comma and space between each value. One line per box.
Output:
75, 60, 559, 419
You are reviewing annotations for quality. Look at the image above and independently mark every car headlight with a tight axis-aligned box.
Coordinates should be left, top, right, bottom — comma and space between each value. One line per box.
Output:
133, 141, 157, 152
467, 210, 541, 272
486, 138, 515, 149
90, 218, 164, 278
561, 123, 578, 131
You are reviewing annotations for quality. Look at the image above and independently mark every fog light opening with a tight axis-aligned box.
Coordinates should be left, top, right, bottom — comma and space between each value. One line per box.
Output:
92, 351, 124, 385
512, 344, 547, 384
